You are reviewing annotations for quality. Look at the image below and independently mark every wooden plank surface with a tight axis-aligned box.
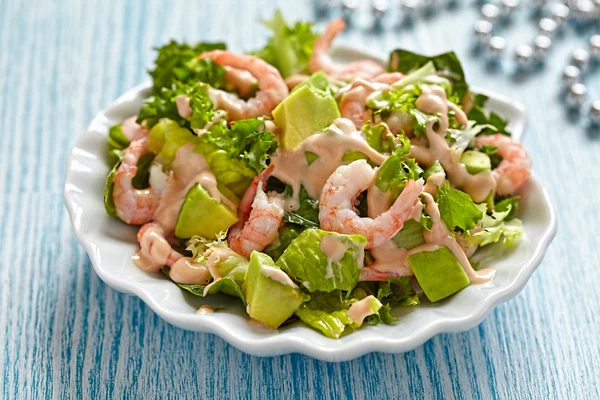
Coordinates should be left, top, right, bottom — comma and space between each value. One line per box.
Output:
1, 0, 599, 398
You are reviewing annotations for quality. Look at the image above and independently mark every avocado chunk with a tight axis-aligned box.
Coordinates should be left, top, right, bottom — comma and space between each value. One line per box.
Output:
148, 118, 180, 154
407, 246, 470, 302
243, 251, 305, 329
392, 219, 425, 250
273, 84, 340, 150
292, 71, 335, 94
460, 150, 491, 175
174, 183, 238, 239
154, 123, 201, 168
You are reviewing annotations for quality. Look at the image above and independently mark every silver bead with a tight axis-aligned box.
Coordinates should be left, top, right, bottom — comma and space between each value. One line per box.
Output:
589, 35, 600, 58
474, 20, 494, 42
514, 45, 534, 67
572, 0, 596, 22
342, 0, 360, 17
566, 83, 587, 108
562, 65, 581, 87
488, 36, 506, 56
481, 4, 501, 22
501, 0, 520, 15
590, 100, 600, 124
399, 0, 419, 14
550, 4, 570, 23
571, 48, 590, 69
538, 18, 558, 38
533, 35, 552, 58
372, 0, 389, 19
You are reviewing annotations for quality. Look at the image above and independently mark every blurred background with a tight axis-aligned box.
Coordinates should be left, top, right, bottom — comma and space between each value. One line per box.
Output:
1, 0, 598, 399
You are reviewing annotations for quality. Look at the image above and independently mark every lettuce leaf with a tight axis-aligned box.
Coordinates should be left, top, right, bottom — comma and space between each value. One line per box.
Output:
162, 270, 245, 304
276, 229, 367, 292
437, 183, 483, 231
282, 186, 319, 229
466, 94, 510, 136
264, 224, 304, 261
253, 10, 318, 78
104, 160, 121, 217
375, 139, 423, 199
149, 40, 226, 91
388, 50, 468, 101
391, 219, 425, 249
363, 123, 395, 154
107, 124, 129, 163
468, 203, 523, 247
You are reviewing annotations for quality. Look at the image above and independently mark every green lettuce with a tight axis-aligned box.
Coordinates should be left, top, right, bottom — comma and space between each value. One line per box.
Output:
437, 183, 483, 231
276, 229, 367, 292
388, 49, 468, 101
391, 219, 425, 249
295, 291, 383, 338
162, 268, 245, 304
253, 10, 318, 78
469, 203, 523, 247
467, 94, 510, 135
107, 124, 129, 162
149, 40, 226, 91
264, 224, 304, 261
104, 160, 121, 217
363, 123, 395, 154
375, 139, 423, 199
282, 186, 319, 229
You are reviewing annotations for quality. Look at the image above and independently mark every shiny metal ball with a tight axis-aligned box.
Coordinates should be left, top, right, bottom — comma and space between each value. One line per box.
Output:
590, 100, 600, 124
566, 83, 587, 108
372, 0, 389, 19
342, 0, 360, 15
488, 36, 506, 56
533, 35, 552, 58
550, 4, 570, 23
571, 48, 591, 69
572, 0, 596, 22
538, 18, 558, 38
589, 35, 600, 58
514, 45, 534, 67
481, 4, 501, 22
399, 0, 419, 14
562, 65, 581, 87
501, 0, 520, 15
474, 20, 494, 42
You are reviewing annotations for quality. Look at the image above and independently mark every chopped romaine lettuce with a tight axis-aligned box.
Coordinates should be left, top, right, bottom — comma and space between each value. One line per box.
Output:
467, 94, 510, 135
103, 160, 121, 217
391, 219, 425, 249
282, 186, 320, 229
388, 49, 469, 102
375, 140, 423, 199
276, 229, 368, 292
448, 120, 497, 156
437, 183, 483, 232
253, 10, 318, 78
264, 224, 304, 261
363, 123, 395, 154
149, 40, 226, 91
161, 269, 246, 303
468, 203, 523, 247
108, 124, 129, 162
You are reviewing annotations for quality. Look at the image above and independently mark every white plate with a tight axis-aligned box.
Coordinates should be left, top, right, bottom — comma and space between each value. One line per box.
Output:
64, 47, 556, 361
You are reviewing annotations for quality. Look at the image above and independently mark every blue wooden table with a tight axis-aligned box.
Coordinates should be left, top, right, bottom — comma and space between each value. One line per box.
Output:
2, 0, 599, 398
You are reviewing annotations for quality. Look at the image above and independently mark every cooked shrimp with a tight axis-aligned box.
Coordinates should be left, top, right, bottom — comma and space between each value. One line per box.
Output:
137, 222, 183, 267
284, 74, 310, 91
223, 66, 258, 98
339, 78, 386, 128
309, 18, 384, 80
475, 134, 532, 196
227, 166, 283, 258
113, 138, 160, 225
319, 160, 424, 249
198, 50, 288, 120
371, 72, 405, 85
120, 116, 149, 142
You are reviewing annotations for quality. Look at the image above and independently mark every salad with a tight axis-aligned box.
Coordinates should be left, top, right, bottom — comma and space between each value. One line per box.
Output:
103, 12, 530, 339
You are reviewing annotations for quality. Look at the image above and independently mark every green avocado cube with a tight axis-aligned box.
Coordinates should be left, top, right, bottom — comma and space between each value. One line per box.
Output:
407, 246, 470, 302
174, 183, 238, 239
243, 252, 305, 329
460, 150, 491, 175
273, 85, 340, 150
148, 118, 179, 154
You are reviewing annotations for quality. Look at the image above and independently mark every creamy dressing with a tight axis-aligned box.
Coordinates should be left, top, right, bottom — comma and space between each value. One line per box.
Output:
208, 88, 245, 121
423, 171, 446, 196
419, 192, 495, 284
153, 145, 236, 232
270, 118, 386, 211
411, 85, 496, 203
132, 225, 173, 273
169, 257, 211, 285
320, 234, 349, 279
346, 295, 377, 324
175, 95, 193, 119
366, 182, 392, 218
366, 241, 413, 278
260, 265, 299, 288
204, 246, 237, 281
196, 305, 215, 315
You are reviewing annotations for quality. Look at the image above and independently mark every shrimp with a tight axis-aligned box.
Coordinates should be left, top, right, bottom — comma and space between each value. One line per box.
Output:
113, 138, 160, 225
475, 134, 532, 196
371, 72, 405, 85
198, 50, 288, 120
228, 166, 284, 258
223, 66, 258, 98
319, 160, 424, 249
137, 222, 183, 267
120, 116, 149, 142
339, 78, 386, 128
284, 74, 310, 91
309, 18, 384, 80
